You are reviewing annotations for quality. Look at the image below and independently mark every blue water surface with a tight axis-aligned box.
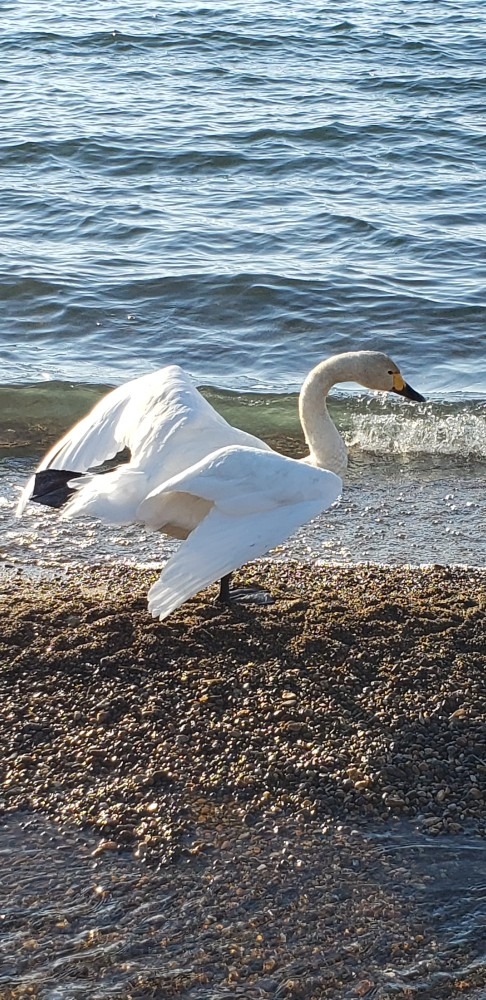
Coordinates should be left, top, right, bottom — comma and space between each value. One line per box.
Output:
1, 1, 485, 393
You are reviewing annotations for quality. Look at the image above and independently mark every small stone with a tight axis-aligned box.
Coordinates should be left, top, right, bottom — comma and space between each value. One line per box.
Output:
385, 795, 405, 809
423, 816, 441, 828
256, 978, 279, 992
92, 840, 118, 856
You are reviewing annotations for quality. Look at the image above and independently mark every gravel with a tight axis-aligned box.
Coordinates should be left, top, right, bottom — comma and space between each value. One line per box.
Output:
1, 562, 484, 864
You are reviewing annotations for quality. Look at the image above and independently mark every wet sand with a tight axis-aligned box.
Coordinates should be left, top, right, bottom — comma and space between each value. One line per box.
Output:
0, 562, 485, 998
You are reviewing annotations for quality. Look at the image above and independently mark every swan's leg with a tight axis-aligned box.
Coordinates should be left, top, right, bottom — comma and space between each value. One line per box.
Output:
218, 573, 233, 604
216, 573, 274, 607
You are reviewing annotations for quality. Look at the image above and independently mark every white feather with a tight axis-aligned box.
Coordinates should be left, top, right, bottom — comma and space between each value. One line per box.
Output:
16, 365, 271, 518
144, 446, 341, 620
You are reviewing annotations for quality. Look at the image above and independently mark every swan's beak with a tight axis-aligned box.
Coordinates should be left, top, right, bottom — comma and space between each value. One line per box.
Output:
391, 373, 426, 403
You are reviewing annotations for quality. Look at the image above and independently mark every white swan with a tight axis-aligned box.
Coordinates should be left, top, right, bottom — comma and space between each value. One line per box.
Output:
16, 352, 424, 620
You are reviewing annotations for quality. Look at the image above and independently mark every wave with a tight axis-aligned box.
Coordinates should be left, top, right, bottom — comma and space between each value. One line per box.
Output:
1, 380, 484, 461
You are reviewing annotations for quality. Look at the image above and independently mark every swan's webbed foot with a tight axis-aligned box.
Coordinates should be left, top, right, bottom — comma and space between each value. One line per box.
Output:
216, 573, 274, 608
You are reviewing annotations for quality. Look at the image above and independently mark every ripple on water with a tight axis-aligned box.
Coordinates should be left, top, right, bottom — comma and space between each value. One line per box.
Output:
0, 816, 485, 998
1, 3, 486, 393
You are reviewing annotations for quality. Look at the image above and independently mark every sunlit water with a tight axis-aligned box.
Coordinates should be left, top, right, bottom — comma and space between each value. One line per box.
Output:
1, 451, 485, 571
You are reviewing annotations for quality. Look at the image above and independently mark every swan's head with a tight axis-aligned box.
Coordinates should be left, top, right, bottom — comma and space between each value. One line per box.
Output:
353, 351, 425, 401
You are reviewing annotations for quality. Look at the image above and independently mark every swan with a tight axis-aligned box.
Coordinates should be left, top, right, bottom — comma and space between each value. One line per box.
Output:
16, 352, 424, 620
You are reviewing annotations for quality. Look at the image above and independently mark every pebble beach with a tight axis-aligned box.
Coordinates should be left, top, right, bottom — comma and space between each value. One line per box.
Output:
1, 562, 485, 997
2, 562, 484, 856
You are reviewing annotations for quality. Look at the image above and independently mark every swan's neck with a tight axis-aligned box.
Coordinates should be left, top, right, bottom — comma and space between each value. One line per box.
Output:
299, 354, 356, 475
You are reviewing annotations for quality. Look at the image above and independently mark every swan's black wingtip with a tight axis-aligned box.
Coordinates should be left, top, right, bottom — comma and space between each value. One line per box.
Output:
30, 469, 83, 509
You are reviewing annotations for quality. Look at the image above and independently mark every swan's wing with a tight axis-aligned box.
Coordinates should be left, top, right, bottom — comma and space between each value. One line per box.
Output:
17, 366, 271, 516
145, 446, 342, 620
15, 367, 178, 514
139, 444, 337, 518
147, 500, 333, 621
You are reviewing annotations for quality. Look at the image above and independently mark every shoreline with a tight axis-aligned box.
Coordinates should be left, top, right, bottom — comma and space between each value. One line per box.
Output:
2, 810, 485, 1000
1, 562, 484, 862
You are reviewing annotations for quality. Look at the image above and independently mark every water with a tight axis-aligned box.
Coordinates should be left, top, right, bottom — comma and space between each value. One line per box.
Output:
1, 1, 486, 393
0, 3, 485, 994
1, 1, 485, 567
1, 815, 485, 999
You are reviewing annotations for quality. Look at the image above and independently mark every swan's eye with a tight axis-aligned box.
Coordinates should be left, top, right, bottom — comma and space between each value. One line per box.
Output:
387, 370, 393, 375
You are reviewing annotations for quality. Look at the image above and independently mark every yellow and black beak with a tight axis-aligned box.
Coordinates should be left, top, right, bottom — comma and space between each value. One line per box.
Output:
391, 373, 426, 403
